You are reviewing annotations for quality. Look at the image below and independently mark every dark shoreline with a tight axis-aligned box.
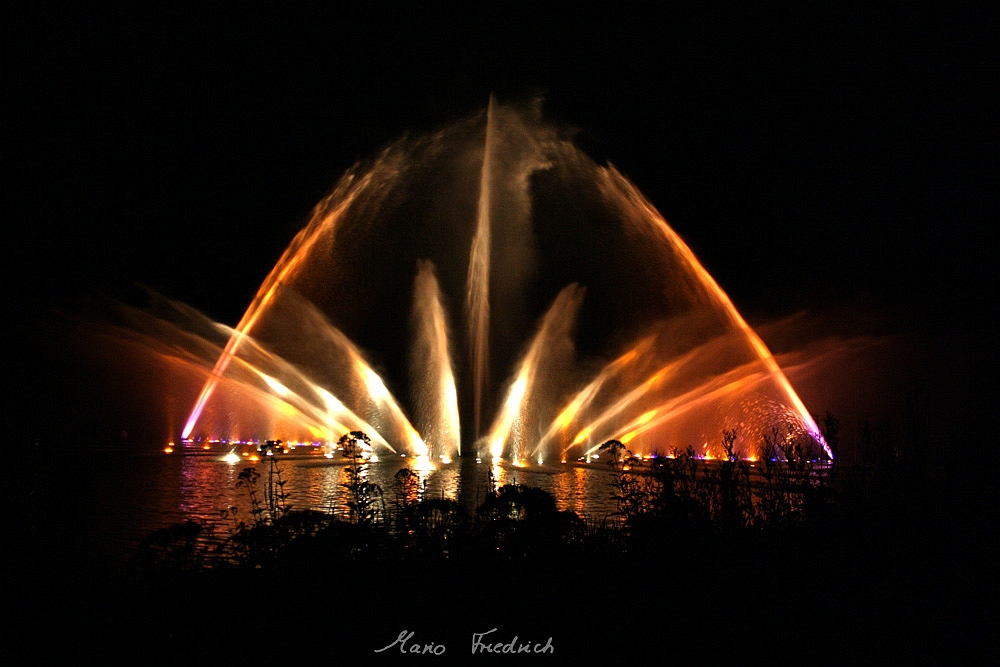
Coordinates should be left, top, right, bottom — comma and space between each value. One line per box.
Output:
11, 449, 997, 662
14, 514, 993, 662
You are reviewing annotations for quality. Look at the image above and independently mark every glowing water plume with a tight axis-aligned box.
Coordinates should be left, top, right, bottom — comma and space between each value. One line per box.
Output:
359, 358, 428, 457
565, 338, 720, 449
581, 359, 775, 457
485, 284, 584, 463
600, 167, 832, 459
487, 375, 527, 462
218, 312, 407, 451
466, 95, 497, 440
183, 169, 378, 439
569, 367, 673, 447
253, 369, 393, 451
166, 99, 830, 464
189, 324, 397, 449
411, 260, 461, 460
533, 336, 653, 457
172, 283, 423, 454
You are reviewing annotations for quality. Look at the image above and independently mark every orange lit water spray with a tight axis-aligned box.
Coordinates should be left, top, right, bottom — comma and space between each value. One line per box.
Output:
485, 284, 584, 463
181, 171, 424, 451
181, 179, 369, 439
179, 100, 829, 464
532, 337, 652, 458
602, 168, 831, 458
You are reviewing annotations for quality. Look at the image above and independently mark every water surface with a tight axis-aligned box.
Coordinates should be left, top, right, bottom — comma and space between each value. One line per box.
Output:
24, 447, 620, 561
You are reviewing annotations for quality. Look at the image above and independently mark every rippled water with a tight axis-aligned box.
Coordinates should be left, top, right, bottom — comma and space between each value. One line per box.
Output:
31, 449, 620, 560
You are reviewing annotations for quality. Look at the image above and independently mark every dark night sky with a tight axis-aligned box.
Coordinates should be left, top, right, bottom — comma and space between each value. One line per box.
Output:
6, 3, 995, 442
7, 10, 997, 660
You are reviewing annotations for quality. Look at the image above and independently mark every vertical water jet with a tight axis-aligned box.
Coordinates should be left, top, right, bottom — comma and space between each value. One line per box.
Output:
465, 96, 498, 441
411, 260, 461, 461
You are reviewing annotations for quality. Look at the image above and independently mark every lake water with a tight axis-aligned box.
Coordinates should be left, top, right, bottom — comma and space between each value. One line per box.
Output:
22, 446, 620, 562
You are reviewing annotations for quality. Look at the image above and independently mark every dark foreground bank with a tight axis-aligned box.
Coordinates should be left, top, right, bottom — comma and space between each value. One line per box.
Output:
12, 486, 997, 663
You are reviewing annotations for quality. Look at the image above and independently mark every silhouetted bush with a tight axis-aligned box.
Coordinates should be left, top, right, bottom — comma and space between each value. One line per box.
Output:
130, 419, 948, 575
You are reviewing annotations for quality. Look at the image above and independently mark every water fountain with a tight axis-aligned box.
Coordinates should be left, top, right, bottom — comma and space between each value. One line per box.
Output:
176, 97, 830, 463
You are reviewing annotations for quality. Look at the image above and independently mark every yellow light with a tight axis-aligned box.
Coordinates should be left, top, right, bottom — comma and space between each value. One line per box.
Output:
413, 454, 435, 472
407, 428, 429, 458
637, 409, 657, 425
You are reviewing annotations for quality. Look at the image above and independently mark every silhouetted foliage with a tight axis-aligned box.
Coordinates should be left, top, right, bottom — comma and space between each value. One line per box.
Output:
127, 421, 893, 574
132, 520, 210, 571
339, 431, 386, 526
476, 482, 584, 560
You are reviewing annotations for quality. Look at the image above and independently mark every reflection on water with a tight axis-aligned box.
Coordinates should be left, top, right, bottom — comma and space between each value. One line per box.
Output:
50, 451, 618, 560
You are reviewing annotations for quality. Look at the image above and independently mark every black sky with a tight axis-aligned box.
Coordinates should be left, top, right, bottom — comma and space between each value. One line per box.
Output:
7, 3, 994, 439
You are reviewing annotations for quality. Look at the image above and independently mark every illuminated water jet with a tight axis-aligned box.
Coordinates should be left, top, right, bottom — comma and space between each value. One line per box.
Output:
466, 96, 496, 439
171, 100, 828, 462
411, 260, 461, 460
485, 283, 584, 463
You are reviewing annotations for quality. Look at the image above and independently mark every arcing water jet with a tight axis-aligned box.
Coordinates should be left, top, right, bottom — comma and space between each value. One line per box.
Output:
176, 100, 828, 462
